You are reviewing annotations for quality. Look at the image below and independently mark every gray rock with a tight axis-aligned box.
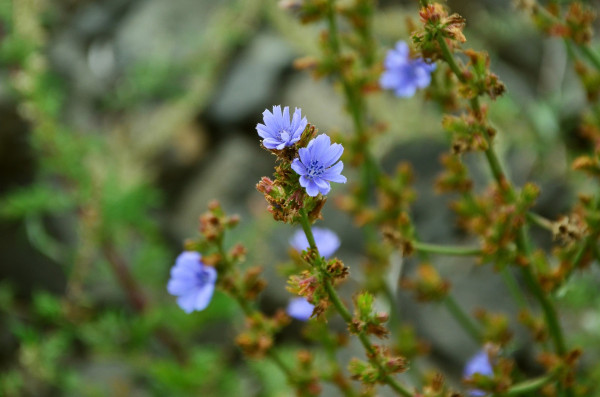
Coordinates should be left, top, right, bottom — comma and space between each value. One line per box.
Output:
210, 34, 297, 125
114, 0, 233, 66
169, 135, 272, 241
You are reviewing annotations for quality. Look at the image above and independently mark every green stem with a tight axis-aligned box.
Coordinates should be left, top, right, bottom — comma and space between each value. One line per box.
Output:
516, 230, 566, 355
267, 349, 296, 382
325, 0, 382, 205
299, 210, 413, 397
533, 3, 600, 71
436, 25, 570, 375
578, 44, 600, 71
436, 35, 465, 82
412, 241, 482, 256
499, 267, 528, 310
443, 295, 482, 343
526, 212, 554, 232
492, 373, 554, 396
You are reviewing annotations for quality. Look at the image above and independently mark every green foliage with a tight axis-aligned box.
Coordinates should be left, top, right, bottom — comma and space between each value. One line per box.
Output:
0, 185, 74, 219
150, 349, 242, 396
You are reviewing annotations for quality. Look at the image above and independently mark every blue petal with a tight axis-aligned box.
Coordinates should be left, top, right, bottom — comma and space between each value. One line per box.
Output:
394, 41, 410, 58
289, 229, 310, 253
320, 143, 344, 167
313, 177, 331, 195
262, 107, 278, 130
167, 278, 196, 296
395, 84, 417, 98
464, 350, 493, 377
175, 251, 201, 266
202, 266, 217, 285
282, 106, 290, 130
291, 158, 308, 176
321, 161, 346, 183
380, 72, 401, 90
312, 227, 341, 258
263, 138, 282, 149
256, 124, 273, 139
298, 147, 311, 167
177, 290, 200, 314
301, 176, 320, 197
193, 283, 215, 311
308, 135, 331, 163
287, 297, 314, 321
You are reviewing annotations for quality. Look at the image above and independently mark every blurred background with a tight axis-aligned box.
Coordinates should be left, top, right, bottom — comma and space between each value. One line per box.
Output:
1, 0, 599, 395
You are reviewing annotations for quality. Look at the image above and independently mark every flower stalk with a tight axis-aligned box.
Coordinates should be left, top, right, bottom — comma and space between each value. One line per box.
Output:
412, 241, 482, 256
430, 12, 571, 393
299, 209, 414, 397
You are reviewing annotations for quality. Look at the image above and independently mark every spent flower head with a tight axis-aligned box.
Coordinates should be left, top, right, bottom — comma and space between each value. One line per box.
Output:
287, 297, 315, 321
256, 105, 308, 150
167, 251, 217, 313
380, 41, 436, 98
464, 349, 493, 397
291, 134, 346, 196
290, 227, 341, 258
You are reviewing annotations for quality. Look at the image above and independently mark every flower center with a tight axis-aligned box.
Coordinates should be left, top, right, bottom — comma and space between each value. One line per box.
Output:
196, 268, 210, 287
279, 130, 291, 143
307, 160, 324, 179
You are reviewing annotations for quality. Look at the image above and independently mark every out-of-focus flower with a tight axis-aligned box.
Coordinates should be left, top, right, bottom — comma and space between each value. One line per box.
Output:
167, 252, 217, 313
380, 41, 436, 98
256, 105, 307, 150
286, 297, 315, 321
290, 227, 340, 258
464, 349, 493, 397
291, 134, 346, 196
279, 0, 303, 11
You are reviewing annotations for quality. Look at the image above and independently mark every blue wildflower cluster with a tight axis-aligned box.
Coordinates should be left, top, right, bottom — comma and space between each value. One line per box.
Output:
256, 105, 346, 200
380, 41, 436, 98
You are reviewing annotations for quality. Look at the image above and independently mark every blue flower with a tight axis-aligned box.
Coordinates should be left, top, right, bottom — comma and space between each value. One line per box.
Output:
167, 251, 217, 313
380, 41, 436, 98
291, 134, 346, 196
290, 227, 340, 258
464, 350, 494, 397
286, 297, 315, 321
256, 105, 308, 150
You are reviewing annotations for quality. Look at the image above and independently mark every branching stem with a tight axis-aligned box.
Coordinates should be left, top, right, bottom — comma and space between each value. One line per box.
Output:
435, 23, 569, 370
299, 209, 413, 397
